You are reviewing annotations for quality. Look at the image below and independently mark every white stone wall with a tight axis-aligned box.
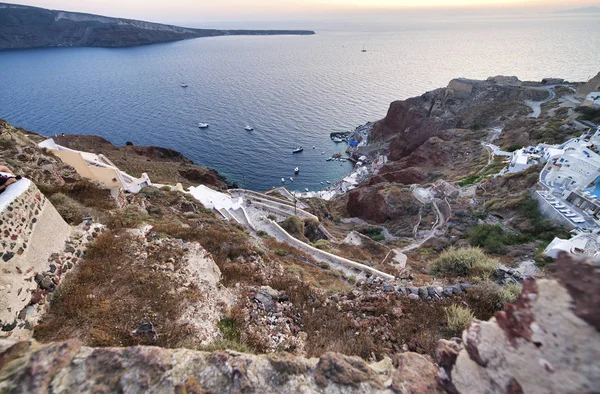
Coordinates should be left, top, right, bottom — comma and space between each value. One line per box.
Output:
0, 182, 71, 331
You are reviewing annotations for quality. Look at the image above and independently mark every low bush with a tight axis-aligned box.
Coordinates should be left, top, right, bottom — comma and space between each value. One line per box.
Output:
256, 230, 270, 238
575, 106, 600, 123
506, 144, 523, 152
358, 226, 384, 241
303, 218, 323, 242
466, 281, 521, 320
499, 283, 522, 304
445, 304, 475, 335
279, 215, 307, 241
312, 239, 331, 250
429, 247, 498, 279
49, 193, 92, 224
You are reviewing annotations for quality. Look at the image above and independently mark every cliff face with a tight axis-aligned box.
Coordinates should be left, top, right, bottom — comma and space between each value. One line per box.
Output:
0, 3, 315, 50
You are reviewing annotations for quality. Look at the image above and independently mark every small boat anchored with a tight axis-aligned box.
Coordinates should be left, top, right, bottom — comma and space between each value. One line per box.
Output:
332, 137, 343, 143
294, 167, 300, 174
244, 125, 254, 131
181, 83, 189, 88
289, 177, 294, 182
198, 123, 209, 129
292, 147, 304, 154
281, 178, 285, 183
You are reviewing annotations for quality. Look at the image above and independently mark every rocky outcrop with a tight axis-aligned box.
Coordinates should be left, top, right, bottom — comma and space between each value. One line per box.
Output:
486, 76, 523, 87
446, 79, 474, 99
0, 339, 439, 393
347, 184, 420, 224
438, 254, 600, 393
575, 71, 600, 98
0, 3, 314, 50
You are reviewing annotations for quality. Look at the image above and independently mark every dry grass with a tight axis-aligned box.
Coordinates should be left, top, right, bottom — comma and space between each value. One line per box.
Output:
49, 193, 95, 224
39, 181, 114, 223
34, 230, 202, 348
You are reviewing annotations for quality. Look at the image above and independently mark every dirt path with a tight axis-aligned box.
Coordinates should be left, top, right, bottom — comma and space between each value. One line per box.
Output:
400, 188, 447, 252
524, 85, 556, 118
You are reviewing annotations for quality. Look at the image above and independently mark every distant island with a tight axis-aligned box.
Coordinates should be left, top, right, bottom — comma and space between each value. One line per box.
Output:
0, 2, 315, 50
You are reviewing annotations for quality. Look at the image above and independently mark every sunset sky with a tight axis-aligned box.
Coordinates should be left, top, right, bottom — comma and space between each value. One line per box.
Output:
7, 0, 599, 22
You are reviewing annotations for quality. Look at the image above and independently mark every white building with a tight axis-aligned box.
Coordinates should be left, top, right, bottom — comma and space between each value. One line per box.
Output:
583, 92, 600, 108
544, 144, 600, 190
38, 138, 151, 193
544, 232, 600, 258
508, 148, 539, 173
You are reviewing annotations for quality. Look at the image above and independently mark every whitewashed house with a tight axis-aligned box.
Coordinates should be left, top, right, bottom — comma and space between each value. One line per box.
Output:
544, 144, 600, 190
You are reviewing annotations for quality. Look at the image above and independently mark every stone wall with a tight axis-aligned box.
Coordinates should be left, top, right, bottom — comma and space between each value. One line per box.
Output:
0, 181, 71, 332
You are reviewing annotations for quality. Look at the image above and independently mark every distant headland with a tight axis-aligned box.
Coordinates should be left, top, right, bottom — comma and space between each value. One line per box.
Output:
0, 2, 316, 50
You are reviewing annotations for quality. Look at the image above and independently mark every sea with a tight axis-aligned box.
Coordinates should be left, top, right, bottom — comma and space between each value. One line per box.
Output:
1, 11, 599, 192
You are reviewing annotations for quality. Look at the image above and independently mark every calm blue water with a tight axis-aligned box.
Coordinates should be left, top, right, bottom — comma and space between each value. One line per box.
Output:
1, 14, 599, 191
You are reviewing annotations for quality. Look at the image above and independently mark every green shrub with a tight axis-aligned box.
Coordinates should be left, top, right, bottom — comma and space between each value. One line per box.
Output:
506, 144, 524, 152
445, 304, 474, 334
347, 275, 357, 285
499, 283, 522, 304
468, 224, 520, 252
303, 218, 322, 242
267, 214, 276, 221
202, 318, 249, 353
280, 216, 306, 241
358, 226, 385, 241
575, 106, 600, 123
466, 281, 521, 320
313, 239, 331, 250
275, 249, 286, 256
429, 247, 498, 279
257, 230, 270, 238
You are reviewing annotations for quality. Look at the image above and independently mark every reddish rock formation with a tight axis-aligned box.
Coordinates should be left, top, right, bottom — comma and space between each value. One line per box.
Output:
347, 184, 420, 224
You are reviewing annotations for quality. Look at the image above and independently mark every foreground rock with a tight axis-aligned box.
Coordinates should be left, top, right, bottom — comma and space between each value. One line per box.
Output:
438, 254, 600, 393
0, 340, 438, 393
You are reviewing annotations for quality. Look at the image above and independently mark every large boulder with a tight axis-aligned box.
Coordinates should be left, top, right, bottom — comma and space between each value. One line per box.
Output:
438, 254, 600, 393
0, 341, 439, 393
347, 184, 419, 224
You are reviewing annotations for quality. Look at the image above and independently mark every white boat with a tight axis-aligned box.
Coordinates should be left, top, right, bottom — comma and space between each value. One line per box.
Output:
292, 147, 304, 154
312, 146, 316, 149
326, 181, 331, 184
332, 137, 343, 143
281, 178, 285, 183
326, 158, 333, 162
305, 188, 309, 192
198, 123, 209, 128
320, 182, 324, 184
245, 125, 254, 131
294, 167, 299, 174
181, 83, 189, 88
289, 177, 294, 182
